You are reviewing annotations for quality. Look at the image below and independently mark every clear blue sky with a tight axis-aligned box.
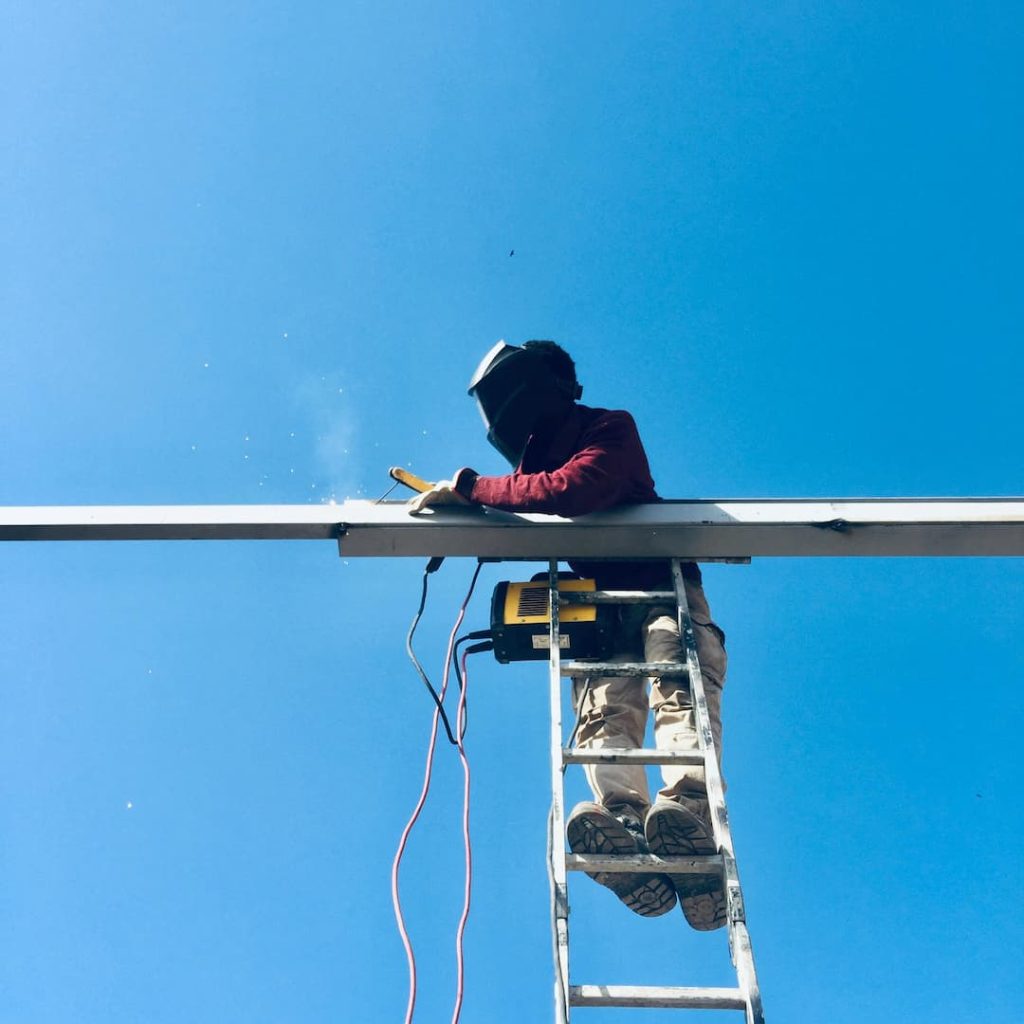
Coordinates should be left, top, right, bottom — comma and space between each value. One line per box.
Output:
2, 4, 1022, 1022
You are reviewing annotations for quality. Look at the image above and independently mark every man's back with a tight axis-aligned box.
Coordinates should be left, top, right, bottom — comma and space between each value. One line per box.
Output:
463, 403, 699, 589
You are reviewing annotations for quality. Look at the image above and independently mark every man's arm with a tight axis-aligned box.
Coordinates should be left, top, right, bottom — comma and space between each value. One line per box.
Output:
457, 411, 651, 517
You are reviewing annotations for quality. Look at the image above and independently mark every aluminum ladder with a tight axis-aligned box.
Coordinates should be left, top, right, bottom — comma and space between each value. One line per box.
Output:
544, 557, 764, 1023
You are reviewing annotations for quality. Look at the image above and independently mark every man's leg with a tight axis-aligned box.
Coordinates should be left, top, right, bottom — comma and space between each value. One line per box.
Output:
646, 579, 727, 802
643, 579, 729, 931
572, 668, 651, 812
566, 663, 676, 917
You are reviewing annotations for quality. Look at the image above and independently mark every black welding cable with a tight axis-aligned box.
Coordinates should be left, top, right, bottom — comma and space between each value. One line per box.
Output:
451, 631, 494, 739
565, 676, 593, 754
406, 557, 460, 746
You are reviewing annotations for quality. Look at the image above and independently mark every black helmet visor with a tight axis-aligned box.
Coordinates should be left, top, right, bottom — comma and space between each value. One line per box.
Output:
468, 342, 565, 466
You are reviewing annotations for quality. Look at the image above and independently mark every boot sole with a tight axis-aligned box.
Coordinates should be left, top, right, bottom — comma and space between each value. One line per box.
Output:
566, 804, 677, 918
645, 804, 727, 931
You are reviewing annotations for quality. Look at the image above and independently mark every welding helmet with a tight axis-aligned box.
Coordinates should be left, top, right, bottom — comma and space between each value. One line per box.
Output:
467, 341, 582, 466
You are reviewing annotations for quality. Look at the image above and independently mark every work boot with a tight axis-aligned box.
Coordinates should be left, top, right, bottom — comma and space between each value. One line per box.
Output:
566, 801, 677, 917
645, 797, 727, 931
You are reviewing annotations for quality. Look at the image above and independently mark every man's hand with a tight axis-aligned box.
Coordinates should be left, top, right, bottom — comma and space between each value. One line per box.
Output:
408, 480, 471, 514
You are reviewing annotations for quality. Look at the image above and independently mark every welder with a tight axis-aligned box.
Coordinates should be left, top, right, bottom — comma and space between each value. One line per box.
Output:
410, 340, 729, 931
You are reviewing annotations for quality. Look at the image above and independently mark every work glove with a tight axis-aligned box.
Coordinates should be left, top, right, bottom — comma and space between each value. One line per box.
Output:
408, 480, 471, 514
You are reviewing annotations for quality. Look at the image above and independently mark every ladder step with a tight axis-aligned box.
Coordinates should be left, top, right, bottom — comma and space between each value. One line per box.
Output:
566, 853, 722, 875
570, 985, 746, 1009
561, 661, 689, 677
563, 747, 704, 766
562, 590, 676, 605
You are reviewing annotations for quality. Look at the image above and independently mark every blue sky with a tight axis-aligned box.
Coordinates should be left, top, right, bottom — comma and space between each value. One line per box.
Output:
2, 3, 1022, 1022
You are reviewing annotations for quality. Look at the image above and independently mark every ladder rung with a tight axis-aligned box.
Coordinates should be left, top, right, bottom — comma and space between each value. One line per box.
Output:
563, 747, 704, 766
566, 853, 722, 875
561, 661, 689, 677
562, 590, 676, 605
570, 985, 746, 1009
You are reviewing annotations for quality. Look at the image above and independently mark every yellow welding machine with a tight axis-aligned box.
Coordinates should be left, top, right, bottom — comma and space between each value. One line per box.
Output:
489, 577, 615, 663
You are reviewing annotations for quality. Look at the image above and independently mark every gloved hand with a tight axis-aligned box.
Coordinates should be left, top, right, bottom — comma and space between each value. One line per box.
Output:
408, 480, 471, 514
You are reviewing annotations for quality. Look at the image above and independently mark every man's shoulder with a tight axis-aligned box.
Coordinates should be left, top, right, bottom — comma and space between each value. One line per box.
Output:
577, 404, 641, 435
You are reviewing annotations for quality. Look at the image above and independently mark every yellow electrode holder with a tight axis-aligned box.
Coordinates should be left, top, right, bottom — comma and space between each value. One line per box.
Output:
389, 467, 434, 493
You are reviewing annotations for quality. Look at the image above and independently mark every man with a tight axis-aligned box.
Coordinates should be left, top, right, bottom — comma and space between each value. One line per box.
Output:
410, 340, 728, 931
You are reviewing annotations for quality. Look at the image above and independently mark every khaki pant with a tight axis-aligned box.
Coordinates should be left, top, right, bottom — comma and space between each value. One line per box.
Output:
571, 579, 727, 813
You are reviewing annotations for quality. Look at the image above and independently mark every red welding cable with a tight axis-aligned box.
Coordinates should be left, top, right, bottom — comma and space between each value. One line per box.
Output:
450, 647, 473, 1024
391, 565, 481, 1024
391, 696, 442, 1024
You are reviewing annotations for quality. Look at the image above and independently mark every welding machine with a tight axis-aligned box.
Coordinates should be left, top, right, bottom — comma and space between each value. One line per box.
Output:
489, 576, 615, 664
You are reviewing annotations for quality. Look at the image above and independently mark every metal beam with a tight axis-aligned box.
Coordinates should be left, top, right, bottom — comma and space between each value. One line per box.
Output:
2, 499, 1024, 558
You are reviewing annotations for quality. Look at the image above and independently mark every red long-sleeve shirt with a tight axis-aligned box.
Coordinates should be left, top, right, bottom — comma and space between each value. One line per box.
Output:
455, 404, 699, 588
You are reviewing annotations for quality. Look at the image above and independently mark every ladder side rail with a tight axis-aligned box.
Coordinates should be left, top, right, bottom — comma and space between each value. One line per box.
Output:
671, 559, 764, 1024
547, 561, 571, 1024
